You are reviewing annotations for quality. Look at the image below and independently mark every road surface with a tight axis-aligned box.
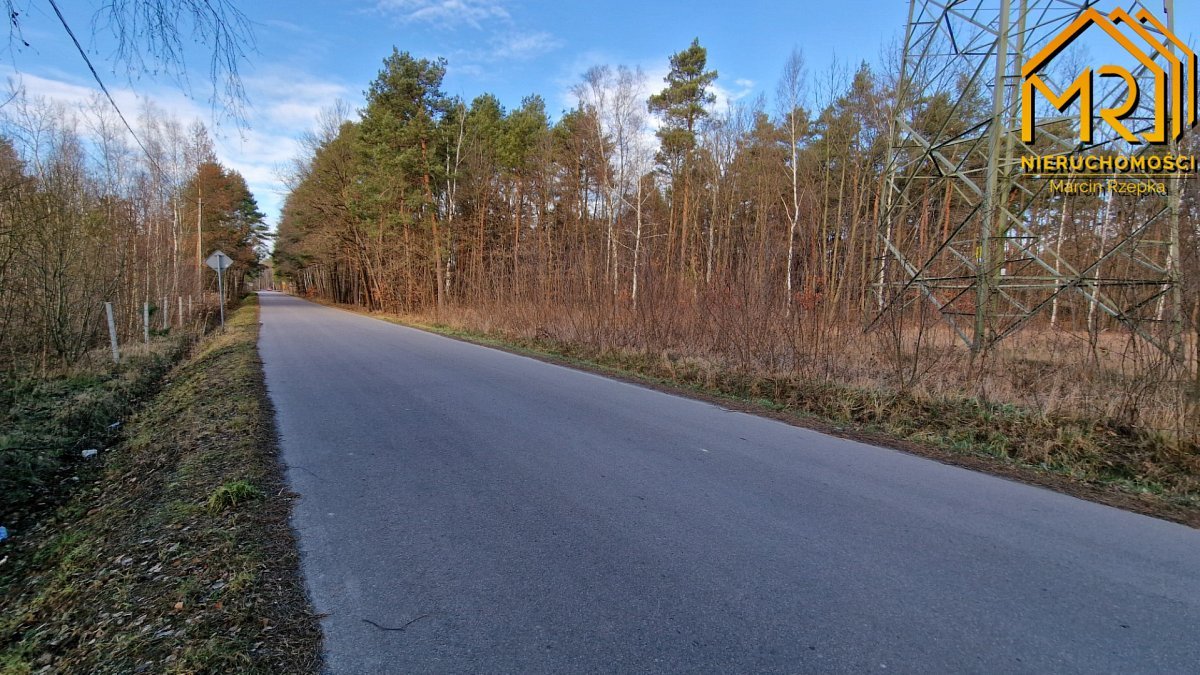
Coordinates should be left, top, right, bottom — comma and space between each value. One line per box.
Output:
257, 292, 1200, 673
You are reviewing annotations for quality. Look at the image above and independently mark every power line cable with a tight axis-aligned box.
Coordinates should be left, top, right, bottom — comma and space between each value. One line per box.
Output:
46, 0, 164, 174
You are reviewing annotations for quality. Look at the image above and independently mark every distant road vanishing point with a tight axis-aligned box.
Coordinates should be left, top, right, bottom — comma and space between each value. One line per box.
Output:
257, 291, 1200, 674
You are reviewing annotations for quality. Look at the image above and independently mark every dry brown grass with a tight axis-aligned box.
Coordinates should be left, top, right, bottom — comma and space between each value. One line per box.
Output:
420, 297, 1198, 442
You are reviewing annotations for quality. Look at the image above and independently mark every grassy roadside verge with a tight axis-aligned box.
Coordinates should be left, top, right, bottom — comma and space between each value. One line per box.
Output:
0, 296, 320, 673
315, 299, 1199, 528
1, 337, 192, 525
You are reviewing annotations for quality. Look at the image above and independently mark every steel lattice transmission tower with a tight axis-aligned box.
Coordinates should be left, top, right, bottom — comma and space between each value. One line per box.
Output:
873, 0, 1187, 357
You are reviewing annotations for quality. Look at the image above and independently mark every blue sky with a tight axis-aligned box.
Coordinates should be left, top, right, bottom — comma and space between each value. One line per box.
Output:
250, 0, 910, 113
2, 1, 1197, 227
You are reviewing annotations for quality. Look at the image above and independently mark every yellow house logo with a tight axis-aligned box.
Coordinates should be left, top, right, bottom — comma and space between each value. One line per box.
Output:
1021, 7, 1196, 145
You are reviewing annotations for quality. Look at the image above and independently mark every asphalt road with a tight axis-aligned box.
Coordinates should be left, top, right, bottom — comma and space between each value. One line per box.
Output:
257, 291, 1200, 674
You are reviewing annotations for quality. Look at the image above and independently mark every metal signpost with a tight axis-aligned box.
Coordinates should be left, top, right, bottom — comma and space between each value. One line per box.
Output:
205, 250, 232, 327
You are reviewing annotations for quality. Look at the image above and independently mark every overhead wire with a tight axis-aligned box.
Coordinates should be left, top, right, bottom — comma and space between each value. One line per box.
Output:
45, 0, 164, 175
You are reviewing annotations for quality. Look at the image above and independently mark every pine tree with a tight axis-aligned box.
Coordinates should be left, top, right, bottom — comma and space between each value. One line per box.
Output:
649, 38, 717, 278
358, 49, 451, 308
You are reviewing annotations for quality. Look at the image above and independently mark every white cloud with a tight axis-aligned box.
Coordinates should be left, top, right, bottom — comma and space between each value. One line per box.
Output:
1, 66, 353, 230
376, 0, 509, 29
244, 70, 352, 130
215, 71, 354, 227
373, 1, 556, 81
445, 29, 563, 83
491, 31, 563, 60
261, 18, 308, 34
710, 78, 756, 115
558, 56, 750, 112
448, 63, 485, 79
4, 70, 209, 123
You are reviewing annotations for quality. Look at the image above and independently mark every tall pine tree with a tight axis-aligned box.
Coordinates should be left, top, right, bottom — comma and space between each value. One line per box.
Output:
649, 38, 717, 278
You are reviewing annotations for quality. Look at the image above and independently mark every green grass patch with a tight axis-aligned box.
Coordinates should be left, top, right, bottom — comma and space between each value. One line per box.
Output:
207, 480, 264, 513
